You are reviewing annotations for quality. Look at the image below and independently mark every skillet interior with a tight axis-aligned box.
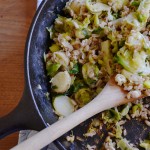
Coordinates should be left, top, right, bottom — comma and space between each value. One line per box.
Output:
26, 0, 150, 149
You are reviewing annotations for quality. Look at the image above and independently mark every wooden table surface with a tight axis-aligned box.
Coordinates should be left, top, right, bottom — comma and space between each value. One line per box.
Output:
0, 1, 36, 149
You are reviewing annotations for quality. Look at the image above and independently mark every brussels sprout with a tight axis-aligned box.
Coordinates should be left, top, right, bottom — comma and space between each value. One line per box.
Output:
113, 12, 121, 19
101, 40, 113, 75
136, 0, 150, 23
102, 109, 121, 123
131, 1, 140, 7
116, 124, 122, 138
65, 0, 85, 16
57, 33, 73, 50
92, 27, 103, 34
75, 28, 90, 39
115, 47, 132, 72
46, 61, 61, 77
140, 140, 150, 150
86, 0, 113, 20
92, 27, 105, 38
64, 18, 84, 36
54, 16, 66, 33
73, 16, 92, 39
53, 16, 83, 37
115, 46, 150, 75
117, 139, 134, 150
50, 71, 71, 93
53, 51, 69, 68
137, 13, 147, 23
125, 31, 150, 51
49, 44, 60, 53
65, 18, 80, 30
122, 12, 141, 30
86, 0, 110, 14
112, 41, 119, 53
144, 80, 150, 89
114, 0, 150, 31
94, 14, 99, 27
54, 16, 77, 33
66, 79, 85, 96
121, 0, 150, 30
75, 29, 85, 39
82, 63, 100, 86
53, 96, 75, 117
120, 104, 130, 116
96, 87, 103, 94
132, 104, 142, 114
119, 40, 125, 48
108, 0, 129, 12
73, 79, 85, 92
83, 16, 91, 28
100, 0, 108, 4
89, 54, 96, 64
75, 88, 92, 107
107, 32, 116, 42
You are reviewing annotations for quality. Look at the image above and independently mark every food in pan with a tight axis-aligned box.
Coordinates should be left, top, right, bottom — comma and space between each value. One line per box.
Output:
45, 0, 150, 149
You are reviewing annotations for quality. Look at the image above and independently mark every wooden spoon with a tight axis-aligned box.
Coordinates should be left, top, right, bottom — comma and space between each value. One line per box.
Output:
11, 76, 144, 150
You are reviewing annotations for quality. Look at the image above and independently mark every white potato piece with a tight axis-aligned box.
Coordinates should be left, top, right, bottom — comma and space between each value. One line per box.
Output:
51, 71, 71, 93
53, 96, 75, 117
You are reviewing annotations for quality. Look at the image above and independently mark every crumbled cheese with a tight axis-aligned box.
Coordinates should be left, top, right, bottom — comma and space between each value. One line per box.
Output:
127, 90, 141, 99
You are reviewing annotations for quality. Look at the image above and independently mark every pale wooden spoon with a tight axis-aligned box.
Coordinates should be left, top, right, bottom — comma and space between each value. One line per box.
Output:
11, 77, 144, 150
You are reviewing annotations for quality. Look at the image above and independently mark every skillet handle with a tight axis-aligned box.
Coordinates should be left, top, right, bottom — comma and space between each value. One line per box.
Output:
0, 87, 46, 139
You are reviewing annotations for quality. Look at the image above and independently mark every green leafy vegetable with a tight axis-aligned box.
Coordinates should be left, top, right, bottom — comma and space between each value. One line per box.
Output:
69, 63, 79, 74
140, 140, 150, 150
117, 139, 134, 150
131, 1, 140, 7
46, 62, 61, 77
102, 109, 121, 123
66, 79, 85, 96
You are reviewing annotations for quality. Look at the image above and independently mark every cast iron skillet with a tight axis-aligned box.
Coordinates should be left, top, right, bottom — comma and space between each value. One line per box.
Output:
0, 0, 150, 149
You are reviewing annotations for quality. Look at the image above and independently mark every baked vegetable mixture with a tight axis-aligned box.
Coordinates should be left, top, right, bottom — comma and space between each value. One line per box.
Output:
45, 0, 150, 149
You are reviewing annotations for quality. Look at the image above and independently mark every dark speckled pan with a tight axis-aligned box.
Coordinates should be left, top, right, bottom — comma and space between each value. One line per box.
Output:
0, 0, 149, 149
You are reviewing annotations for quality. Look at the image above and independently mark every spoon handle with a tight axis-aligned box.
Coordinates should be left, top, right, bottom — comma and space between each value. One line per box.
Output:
11, 82, 127, 150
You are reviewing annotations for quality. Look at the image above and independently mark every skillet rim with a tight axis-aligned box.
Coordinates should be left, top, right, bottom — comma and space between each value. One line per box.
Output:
25, 0, 48, 128
24, 0, 68, 149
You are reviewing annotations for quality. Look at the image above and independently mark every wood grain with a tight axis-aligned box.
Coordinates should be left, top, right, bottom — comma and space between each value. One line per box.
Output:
0, 0, 36, 149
